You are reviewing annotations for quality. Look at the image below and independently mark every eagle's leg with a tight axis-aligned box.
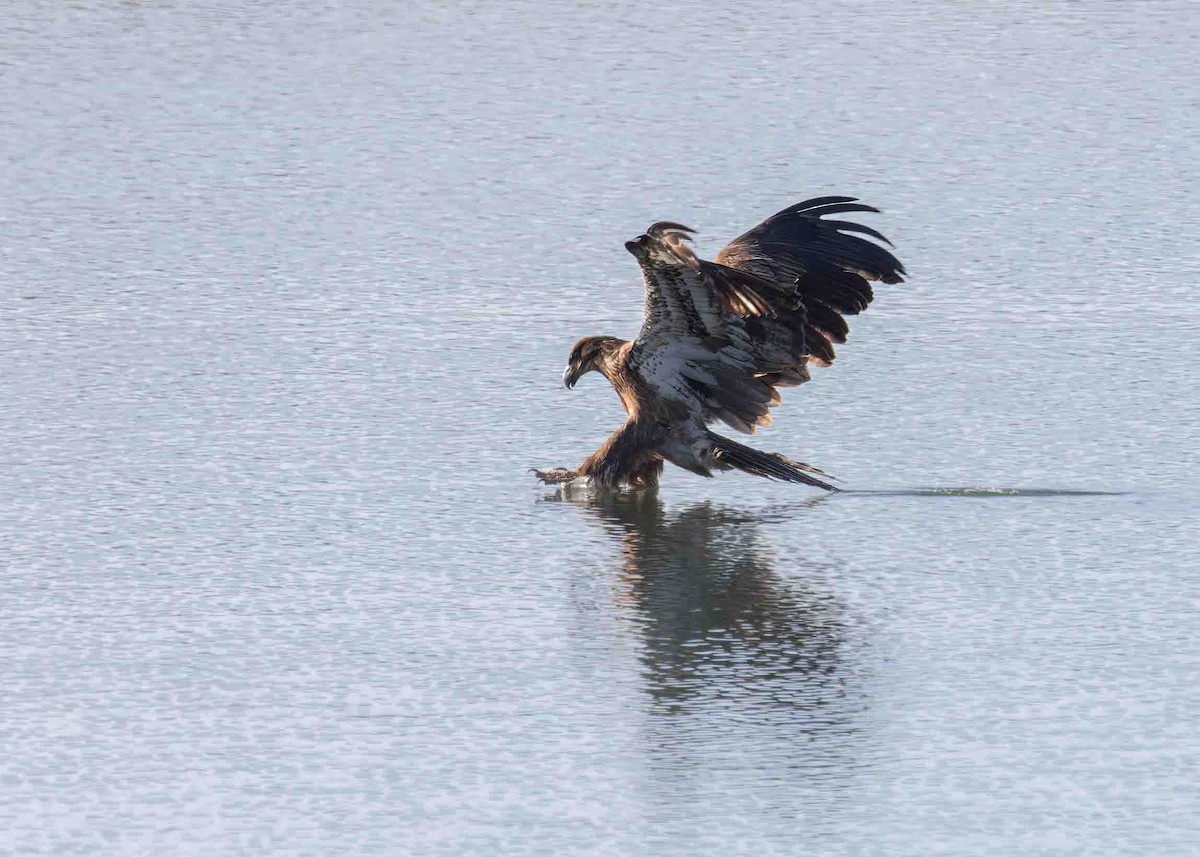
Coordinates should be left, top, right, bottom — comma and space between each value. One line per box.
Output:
530, 467, 579, 485
627, 457, 664, 488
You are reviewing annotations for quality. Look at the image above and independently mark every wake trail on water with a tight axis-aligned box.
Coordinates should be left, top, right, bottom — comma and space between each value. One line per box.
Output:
839, 487, 1128, 498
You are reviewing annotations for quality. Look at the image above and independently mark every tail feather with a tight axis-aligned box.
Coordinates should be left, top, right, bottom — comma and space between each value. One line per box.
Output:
706, 430, 838, 491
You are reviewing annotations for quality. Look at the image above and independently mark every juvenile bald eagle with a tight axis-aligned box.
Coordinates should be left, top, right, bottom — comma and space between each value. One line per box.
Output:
532, 196, 905, 491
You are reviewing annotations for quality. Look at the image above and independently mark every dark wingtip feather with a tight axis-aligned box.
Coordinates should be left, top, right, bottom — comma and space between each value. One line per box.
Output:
790, 195, 858, 211
824, 219, 894, 247
806, 202, 881, 217
805, 302, 850, 342
803, 324, 837, 363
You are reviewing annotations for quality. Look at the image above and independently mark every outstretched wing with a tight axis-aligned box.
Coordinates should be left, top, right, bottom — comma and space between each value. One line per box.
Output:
715, 196, 905, 370
626, 223, 797, 433
625, 198, 904, 435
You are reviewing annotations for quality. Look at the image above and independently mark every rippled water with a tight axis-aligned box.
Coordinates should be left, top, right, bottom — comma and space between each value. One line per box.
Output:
3, 1, 1198, 854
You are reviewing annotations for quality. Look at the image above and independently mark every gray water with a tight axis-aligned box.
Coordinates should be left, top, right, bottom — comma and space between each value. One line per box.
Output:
2, 1, 1198, 854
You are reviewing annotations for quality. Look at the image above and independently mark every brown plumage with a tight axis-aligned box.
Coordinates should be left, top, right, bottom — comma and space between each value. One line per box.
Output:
532, 197, 905, 491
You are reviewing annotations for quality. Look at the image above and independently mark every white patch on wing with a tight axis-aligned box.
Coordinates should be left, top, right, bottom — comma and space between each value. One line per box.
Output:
630, 243, 766, 422
638, 347, 699, 404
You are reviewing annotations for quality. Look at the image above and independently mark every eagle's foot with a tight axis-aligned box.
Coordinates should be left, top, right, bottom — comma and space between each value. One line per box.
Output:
529, 467, 579, 485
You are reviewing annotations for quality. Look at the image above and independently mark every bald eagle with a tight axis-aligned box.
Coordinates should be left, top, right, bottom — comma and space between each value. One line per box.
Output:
533, 197, 905, 491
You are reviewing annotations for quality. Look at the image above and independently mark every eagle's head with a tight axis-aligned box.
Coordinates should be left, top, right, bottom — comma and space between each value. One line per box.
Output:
563, 336, 624, 389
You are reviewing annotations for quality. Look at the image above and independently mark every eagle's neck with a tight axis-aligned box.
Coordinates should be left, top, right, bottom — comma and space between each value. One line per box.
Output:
596, 340, 640, 418
594, 339, 631, 382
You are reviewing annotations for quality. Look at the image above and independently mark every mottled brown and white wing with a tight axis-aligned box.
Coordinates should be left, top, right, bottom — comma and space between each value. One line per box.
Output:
625, 223, 796, 433
625, 199, 904, 435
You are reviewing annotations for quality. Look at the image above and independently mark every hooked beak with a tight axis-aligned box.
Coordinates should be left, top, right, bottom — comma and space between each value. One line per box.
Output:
562, 364, 580, 389
624, 239, 643, 256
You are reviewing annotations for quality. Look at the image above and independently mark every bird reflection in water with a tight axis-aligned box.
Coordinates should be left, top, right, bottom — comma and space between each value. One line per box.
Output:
546, 488, 864, 739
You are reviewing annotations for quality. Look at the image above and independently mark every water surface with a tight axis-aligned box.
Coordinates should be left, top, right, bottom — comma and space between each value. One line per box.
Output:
2, 1, 1198, 854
